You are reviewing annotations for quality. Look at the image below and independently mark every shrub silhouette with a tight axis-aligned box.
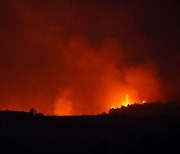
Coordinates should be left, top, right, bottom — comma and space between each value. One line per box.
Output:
29, 108, 36, 116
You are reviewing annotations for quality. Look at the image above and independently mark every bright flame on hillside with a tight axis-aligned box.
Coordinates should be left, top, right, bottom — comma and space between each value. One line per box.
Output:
122, 94, 131, 107
111, 94, 146, 109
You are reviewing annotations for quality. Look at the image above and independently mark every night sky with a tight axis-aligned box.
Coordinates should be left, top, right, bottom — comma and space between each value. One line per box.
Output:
0, 0, 179, 115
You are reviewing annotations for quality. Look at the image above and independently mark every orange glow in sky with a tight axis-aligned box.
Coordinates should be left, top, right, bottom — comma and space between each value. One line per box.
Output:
1, 0, 178, 116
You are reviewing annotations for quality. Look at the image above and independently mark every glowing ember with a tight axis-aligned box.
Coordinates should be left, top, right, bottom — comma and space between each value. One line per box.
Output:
142, 100, 146, 104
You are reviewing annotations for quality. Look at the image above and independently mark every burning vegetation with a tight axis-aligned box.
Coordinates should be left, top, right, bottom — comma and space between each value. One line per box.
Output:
108, 102, 180, 117
0, 1, 179, 115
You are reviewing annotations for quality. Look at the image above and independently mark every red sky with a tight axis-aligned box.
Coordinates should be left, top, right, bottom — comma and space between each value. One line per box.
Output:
0, 0, 179, 115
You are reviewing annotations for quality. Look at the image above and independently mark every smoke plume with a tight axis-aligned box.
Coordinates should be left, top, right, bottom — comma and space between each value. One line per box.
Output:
0, 0, 179, 115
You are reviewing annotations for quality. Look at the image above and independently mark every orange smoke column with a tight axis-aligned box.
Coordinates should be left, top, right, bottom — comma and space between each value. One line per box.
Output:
53, 38, 164, 115
1, 1, 178, 115
54, 90, 72, 115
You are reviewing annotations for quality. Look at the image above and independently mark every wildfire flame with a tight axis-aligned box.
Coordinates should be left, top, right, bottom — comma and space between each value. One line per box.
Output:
111, 94, 146, 109
122, 94, 130, 107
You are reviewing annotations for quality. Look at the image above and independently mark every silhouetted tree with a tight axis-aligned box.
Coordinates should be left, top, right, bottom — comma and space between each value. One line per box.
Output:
29, 108, 36, 116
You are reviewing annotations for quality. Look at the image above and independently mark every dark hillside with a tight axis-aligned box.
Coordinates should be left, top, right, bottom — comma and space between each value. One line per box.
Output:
0, 103, 180, 154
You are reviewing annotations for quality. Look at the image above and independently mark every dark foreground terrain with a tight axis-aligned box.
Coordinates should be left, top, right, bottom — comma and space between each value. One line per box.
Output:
0, 104, 180, 154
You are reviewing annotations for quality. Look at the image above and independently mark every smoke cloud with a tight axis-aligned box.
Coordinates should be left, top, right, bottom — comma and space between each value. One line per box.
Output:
0, 0, 179, 115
